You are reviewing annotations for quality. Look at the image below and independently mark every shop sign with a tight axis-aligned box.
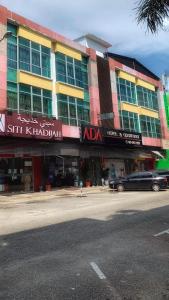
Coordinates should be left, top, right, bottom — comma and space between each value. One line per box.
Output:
0, 112, 63, 140
81, 125, 142, 146
81, 125, 104, 144
104, 129, 142, 146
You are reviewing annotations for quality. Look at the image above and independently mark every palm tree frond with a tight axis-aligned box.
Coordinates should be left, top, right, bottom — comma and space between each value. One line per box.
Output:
136, 0, 169, 33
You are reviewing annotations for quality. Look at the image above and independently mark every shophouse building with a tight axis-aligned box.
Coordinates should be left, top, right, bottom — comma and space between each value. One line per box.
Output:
0, 5, 168, 192
76, 35, 169, 180
0, 5, 101, 191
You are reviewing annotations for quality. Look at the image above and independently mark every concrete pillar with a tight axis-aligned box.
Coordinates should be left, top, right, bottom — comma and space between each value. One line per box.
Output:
0, 22, 7, 112
87, 48, 100, 126
51, 51, 58, 118
109, 66, 121, 129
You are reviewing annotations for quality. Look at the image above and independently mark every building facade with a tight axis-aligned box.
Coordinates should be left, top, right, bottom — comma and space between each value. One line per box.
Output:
0, 5, 168, 192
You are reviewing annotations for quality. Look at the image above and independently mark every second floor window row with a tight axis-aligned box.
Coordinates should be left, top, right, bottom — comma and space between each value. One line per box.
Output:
117, 76, 158, 111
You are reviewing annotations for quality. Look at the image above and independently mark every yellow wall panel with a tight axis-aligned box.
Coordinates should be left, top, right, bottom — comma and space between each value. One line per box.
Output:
121, 102, 159, 119
121, 102, 138, 113
136, 79, 155, 91
18, 27, 51, 48
140, 107, 159, 118
118, 71, 136, 83
18, 71, 52, 90
55, 43, 82, 61
56, 82, 84, 99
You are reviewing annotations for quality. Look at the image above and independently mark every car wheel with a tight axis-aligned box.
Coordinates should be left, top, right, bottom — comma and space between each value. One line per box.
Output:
117, 184, 124, 192
152, 184, 160, 192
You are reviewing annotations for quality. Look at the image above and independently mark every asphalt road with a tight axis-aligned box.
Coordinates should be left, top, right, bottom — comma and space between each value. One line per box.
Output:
1, 190, 169, 299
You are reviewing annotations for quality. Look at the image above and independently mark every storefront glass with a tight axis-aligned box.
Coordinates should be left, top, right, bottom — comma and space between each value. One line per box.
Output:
0, 157, 33, 192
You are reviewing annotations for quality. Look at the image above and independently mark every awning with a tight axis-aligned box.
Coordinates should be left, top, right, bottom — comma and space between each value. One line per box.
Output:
152, 151, 165, 159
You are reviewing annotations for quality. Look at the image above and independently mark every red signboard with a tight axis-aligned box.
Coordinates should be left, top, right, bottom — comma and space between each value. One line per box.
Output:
0, 112, 63, 140
81, 125, 104, 143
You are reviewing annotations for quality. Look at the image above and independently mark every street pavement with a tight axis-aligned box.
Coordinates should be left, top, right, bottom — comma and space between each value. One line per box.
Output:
1, 190, 169, 299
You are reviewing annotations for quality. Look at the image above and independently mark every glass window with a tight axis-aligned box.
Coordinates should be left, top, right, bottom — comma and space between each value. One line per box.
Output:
58, 101, 68, 124
19, 93, 31, 112
7, 43, 17, 69
19, 45, 30, 71
7, 82, 17, 110
137, 86, 158, 111
31, 42, 40, 51
18, 38, 51, 78
56, 60, 66, 82
140, 115, 161, 138
43, 90, 52, 116
8, 83, 53, 117
42, 53, 50, 77
69, 103, 76, 118
57, 94, 90, 126
7, 23, 17, 71
19, 37, 30, 47
33, 95, 42, 113
7, 23, 17, 36
120, 110, 139, 132
55, 53, 89, 90
32, 50, 41, 75
117, 77, 136, 104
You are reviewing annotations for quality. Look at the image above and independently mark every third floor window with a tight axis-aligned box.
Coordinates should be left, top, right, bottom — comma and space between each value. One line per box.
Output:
55, 53, 88, 90
18, 37, 51, 78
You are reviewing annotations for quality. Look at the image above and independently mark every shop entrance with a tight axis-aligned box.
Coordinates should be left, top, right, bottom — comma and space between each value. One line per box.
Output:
0, 157, 33, 192
42, 156, 79, 188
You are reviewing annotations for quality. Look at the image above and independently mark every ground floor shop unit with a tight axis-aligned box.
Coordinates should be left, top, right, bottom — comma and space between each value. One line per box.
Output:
0, 137, 163, 192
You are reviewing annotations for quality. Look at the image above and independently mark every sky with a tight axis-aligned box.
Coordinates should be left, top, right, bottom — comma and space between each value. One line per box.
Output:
1, 0, 169, 77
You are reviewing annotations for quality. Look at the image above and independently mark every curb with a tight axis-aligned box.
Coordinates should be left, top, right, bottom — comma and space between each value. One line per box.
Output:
0, 187, 110, 203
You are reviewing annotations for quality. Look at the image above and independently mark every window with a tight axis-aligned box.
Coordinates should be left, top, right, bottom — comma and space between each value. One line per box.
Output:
7, 23, 17, 82
18, 38, 51, 78
43, 90, 52, 117
137, 86, 158, 110
32, 44, 41, 75
32, 87, 41, 113
57, 94, 90, 126
140, 115, 161, 138
19, 38, 30, 72
7, 83, 52, 117
120, 110, 139, 132
7, 43, 17, 69
7, 82, 17, 111
19, 84, 31, 112
56, 53, 88, 90
117, 77, 136, 104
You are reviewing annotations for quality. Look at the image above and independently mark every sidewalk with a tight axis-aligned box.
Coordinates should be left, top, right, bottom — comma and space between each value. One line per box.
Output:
0, 186, 109, 203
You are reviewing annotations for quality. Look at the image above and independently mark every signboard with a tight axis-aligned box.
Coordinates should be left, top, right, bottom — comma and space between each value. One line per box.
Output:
104, 128, 142, 146
0, 112, 63, 141
81, 125, 104, 144
81, 125, 142, 146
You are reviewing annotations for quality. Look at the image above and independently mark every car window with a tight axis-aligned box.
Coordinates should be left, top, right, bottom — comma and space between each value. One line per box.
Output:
128, 172, 153, 179
127, 173, 140, 179
140, 173, 152, 178
157, 171, 169, 176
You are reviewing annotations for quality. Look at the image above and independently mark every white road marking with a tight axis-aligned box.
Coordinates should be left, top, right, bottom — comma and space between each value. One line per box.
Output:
154, 229, 169, 237
90, 262, 106, 280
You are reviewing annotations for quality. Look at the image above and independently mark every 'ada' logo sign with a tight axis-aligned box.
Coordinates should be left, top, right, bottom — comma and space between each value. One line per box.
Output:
81, 126, 103, 143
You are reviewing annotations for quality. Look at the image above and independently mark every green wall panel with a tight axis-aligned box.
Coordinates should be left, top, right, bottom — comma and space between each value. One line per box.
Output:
7, 69, 17, 82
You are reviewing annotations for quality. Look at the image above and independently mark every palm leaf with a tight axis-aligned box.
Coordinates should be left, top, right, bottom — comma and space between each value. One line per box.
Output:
136, 0, 169, 33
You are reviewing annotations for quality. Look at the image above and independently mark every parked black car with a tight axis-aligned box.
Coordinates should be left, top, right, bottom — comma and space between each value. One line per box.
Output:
155, 170, 169, 187
109, 171, 168, 192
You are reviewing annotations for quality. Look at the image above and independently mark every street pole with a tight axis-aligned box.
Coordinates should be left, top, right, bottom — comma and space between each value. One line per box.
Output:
0, 31, 12, 42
